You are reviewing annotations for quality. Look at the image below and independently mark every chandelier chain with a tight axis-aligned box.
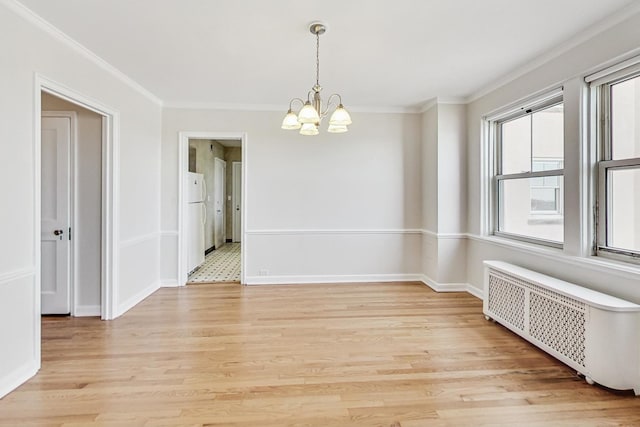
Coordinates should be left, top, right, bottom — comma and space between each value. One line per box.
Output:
316, 32, 320, 87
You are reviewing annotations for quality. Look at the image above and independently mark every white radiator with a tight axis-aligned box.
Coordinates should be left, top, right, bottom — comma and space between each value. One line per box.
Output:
483, 260, 640, 395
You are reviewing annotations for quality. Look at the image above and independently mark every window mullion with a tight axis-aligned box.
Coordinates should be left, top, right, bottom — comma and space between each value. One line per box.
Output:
599, 158, 640, 169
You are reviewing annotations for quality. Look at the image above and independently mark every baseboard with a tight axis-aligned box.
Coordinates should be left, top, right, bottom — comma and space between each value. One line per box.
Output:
420, 275, 483, 299
74, 305, 101, 317
0, 359, 38, 399
466, 284, 484, 300
205, 246, 215, 255
420, 275, 468, 292
245, 274, 424, 285
160, 279, 180, 288
243, 273, 484, 299
117, 281, 160, 317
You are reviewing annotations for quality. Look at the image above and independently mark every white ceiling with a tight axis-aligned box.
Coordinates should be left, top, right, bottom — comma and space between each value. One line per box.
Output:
16, 0, 640, 110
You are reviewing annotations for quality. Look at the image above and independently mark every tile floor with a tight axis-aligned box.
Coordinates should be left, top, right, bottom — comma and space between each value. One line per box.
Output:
188, 243, 241, 283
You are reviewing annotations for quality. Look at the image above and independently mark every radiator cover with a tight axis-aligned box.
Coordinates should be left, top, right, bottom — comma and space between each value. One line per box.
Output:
483, 261, 640, 395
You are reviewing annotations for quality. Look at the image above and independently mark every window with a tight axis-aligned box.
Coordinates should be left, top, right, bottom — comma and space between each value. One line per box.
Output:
490, 92, 564, 246
591, 66, 640, 262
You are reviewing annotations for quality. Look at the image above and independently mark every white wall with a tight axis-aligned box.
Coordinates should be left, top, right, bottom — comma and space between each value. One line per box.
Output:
0, 2, 162, 397
437, 104, 467, 235
421, 103, 467, 286
161, 109, 423, 284
465, 10, 640, 301
422, 106, 438, 233
421, 106, 438, 280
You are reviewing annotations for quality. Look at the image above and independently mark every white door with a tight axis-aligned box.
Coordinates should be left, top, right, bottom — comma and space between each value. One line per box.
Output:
213, 158, 226, 249
232, 162, 242, 243
41, 116, 71, 314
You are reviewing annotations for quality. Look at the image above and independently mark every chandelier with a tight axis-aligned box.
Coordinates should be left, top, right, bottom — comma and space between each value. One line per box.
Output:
281, 21, 352, 135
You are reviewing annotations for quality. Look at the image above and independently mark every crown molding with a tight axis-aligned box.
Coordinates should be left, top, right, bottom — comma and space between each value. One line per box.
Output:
163, 102, 284, 112
350, 105, 418, 114
163, 101, 417, 114
417, 98, 438, 113
2, 0, 163, 106
436, 96, 467, 105
466, 1, 640, 104
416, 96, 468, 113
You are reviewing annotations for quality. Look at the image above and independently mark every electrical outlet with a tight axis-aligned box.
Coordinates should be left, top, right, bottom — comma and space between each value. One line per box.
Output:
259, 269, 269, 276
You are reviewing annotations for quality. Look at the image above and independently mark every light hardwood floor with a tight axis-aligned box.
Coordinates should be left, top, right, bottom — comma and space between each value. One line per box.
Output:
1, 282, 639, 426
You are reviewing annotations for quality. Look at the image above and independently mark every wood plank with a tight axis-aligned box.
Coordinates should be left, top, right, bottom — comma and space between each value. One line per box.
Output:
1, 282, 639, 426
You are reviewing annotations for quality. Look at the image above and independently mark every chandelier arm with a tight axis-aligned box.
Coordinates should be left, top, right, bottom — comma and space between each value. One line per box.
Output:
307, 90, 315, 102
289, 97, 306, 111
322, 93, 343, 115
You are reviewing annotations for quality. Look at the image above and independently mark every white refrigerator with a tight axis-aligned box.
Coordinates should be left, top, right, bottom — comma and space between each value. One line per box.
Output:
186, 172, 206, 273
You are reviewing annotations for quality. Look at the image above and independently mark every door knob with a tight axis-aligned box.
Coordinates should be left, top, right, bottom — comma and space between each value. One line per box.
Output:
54, 229, 64, 235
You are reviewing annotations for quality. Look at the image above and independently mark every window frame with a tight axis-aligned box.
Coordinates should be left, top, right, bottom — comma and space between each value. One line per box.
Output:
591, 68, 640, 263
490, 92, 564, 248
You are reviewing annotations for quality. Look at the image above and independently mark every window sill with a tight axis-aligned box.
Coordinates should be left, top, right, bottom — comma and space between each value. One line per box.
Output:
493, 231, 562, 249
527, 215, 563, 225
469, 234, 640, 282
472, 233, 564, 256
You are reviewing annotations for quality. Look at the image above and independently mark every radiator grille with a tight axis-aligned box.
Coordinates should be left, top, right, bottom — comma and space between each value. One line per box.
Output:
488, 273, 525, 331
529, 292, 586, 366
487, 268, 586, 368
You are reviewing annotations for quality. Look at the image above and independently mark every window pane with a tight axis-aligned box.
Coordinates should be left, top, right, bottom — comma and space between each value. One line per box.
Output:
499, 177, 564, 242
530, 176, 544, 186
532, 159, 564, 172
532, 104, 564, 162
608, 167, 640, 253
611, 76, 640, 160
531, 188, 558, 212
501, 115, 531, 174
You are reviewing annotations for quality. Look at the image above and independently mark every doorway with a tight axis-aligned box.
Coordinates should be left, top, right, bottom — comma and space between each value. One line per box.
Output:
41, 93, 103, 316
232, 161, 242, 243
178, 132, 246, 285
36, 75, 118, 322
213, 157, 226, 250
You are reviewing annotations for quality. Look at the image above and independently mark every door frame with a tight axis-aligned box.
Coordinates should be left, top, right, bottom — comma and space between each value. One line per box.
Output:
35, 74, 119, 325
213, 157, 226, 249
41, 111, 76, 315
232, 161, 242, 243
178, 132, 247, 285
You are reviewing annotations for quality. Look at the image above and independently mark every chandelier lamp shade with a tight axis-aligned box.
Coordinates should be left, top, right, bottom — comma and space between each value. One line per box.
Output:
281, 21, 352, 135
